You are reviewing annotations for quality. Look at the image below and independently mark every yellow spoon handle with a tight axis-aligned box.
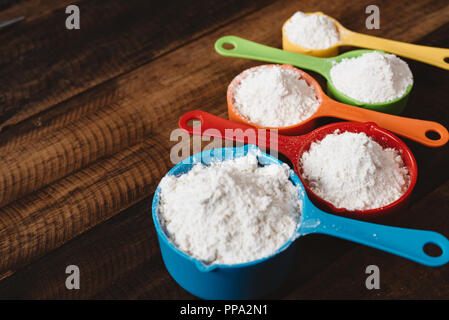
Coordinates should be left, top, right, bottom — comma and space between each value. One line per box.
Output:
341, 30, 449, 70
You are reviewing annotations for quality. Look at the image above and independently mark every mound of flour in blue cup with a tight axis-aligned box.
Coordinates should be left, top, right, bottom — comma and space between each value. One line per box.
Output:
158, 153, 302, 265
300, 130, 410, 210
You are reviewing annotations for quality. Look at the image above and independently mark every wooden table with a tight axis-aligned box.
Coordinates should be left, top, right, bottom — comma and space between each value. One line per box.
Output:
0, 0, 448, 299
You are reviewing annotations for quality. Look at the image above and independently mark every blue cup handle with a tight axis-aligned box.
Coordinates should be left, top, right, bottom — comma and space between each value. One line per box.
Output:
300, 206, 449, 267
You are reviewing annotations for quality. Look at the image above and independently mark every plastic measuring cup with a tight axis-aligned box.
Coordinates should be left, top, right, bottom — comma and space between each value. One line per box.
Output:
179, 110, 418, 220
225, 64, 448, 147
215, 35, 412, 114
282, 11, 449, 70
152, 145, 449, 299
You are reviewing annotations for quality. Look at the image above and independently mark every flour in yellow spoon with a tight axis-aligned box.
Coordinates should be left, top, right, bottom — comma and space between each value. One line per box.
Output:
285, 11, 340, 49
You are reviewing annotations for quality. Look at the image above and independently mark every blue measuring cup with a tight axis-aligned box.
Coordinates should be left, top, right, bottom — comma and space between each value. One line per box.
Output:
151, 145, 449, 299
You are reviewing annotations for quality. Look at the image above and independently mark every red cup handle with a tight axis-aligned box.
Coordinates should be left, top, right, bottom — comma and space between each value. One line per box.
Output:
178, 110, 302, 163
179, 110, 254, 137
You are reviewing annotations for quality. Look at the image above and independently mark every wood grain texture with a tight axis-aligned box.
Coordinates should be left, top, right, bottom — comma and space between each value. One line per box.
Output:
0, 198, 193, 299
0, 133, 170, 275
0, 0, 23, 12
0, 0, 273, 131
0, 0, 448, 299
0, 0, 73, 22
0, 98, 153, 207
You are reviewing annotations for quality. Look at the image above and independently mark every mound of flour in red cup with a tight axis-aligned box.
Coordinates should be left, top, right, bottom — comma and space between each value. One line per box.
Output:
300, 130, 410, 211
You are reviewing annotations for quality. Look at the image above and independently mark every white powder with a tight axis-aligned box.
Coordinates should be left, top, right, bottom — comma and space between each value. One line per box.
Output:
158, 153, 302, 265
284, 11, 340, 49
330, 51, 413, 103
232, 65, 320, 127
300, 131, 409, 211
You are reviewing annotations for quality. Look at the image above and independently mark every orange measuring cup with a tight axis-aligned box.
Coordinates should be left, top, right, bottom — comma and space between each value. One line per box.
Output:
227, 64, 448, 147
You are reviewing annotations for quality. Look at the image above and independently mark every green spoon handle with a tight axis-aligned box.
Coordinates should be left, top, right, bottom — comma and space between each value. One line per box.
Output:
215, 36, 332, 76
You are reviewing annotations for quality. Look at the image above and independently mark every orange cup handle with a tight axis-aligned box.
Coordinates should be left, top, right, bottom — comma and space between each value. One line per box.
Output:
317, 100, 449, 148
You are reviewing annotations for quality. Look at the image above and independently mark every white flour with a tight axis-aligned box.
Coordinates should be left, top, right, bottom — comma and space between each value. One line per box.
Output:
158, 153, 302, 265
284, 11, 340, 49
330, 51, 413, 103
300, 131, 409, 211
232, 65, 320, 127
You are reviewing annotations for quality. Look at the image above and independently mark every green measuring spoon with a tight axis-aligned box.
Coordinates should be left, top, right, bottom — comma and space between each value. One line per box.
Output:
215, 36, 413, 115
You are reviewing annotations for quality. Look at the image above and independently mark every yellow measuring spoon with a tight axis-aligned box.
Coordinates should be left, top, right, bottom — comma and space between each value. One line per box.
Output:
282, 12, 449, 70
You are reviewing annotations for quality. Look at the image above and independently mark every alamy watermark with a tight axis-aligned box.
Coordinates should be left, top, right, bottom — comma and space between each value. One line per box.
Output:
65, 265, 80, 290
169, 121, 279, 165
365, 5, 380, 30
66, 5, 80, 30
365, 265, 380, 290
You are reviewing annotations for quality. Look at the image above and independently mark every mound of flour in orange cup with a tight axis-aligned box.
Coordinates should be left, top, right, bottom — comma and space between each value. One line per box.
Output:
231, 65, 320, 127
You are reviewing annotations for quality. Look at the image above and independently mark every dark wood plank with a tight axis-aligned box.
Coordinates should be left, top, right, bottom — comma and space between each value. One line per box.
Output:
0, 0, 73, 21
0, 133, 171, 277
0, 198, 196, 299
0, 1, 23, 12
0, 0, 274, 131
0, 0, 448, 299
0, 100, 155, 208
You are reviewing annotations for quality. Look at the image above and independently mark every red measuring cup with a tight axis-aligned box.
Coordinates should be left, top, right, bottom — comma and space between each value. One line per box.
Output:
179, 110, 418, 221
